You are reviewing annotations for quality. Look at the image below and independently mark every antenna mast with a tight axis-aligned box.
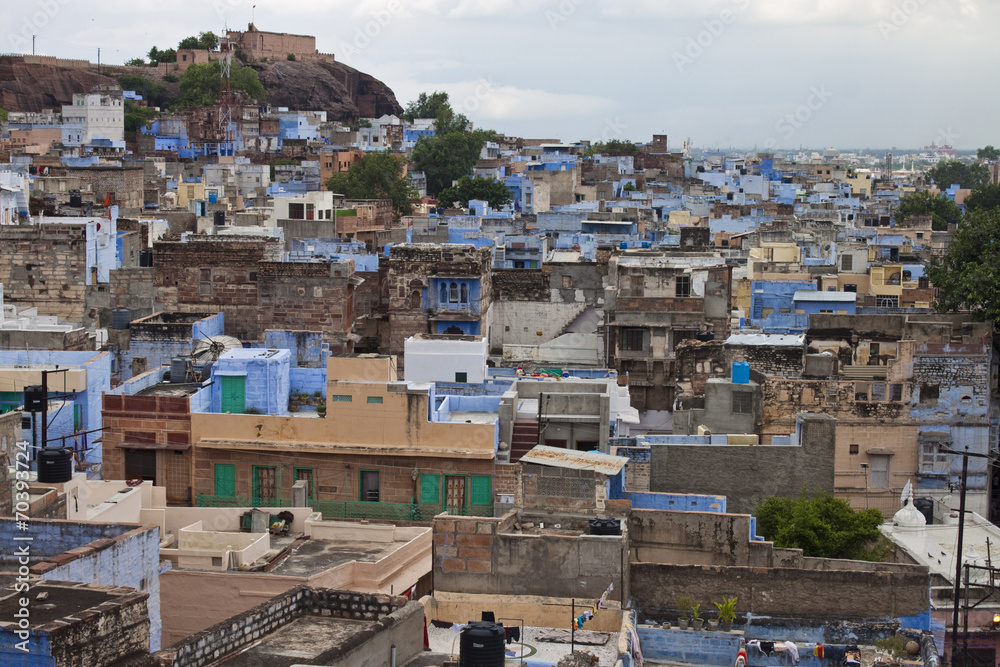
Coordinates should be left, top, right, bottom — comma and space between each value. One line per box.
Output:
218, 31, 233, 155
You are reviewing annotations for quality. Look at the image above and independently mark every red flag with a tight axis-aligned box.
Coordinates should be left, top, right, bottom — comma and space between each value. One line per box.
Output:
103, 192, 111, 207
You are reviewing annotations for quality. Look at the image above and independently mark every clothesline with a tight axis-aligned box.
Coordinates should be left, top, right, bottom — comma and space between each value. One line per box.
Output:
572, 582, 614, 631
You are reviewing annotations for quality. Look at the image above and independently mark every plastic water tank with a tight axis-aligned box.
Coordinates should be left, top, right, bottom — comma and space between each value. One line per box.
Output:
460, 622, 505, 667
913, 498, 934, 525
23, 385, 46, 412
170, 357, 188, 384
38, 447, 73, 484
213, 210, 226, 226
111, 307, 132, 330
732, 362, 750, 384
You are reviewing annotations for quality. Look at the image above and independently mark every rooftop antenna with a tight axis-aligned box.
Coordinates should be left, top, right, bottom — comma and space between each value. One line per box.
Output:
218, 31, 233, 156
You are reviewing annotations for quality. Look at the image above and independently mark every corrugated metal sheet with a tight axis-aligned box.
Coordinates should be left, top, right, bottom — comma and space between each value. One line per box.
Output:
520, 445, 629, 474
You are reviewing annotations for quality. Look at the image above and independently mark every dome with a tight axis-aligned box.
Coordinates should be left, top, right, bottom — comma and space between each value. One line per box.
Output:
893, 498, 926, 529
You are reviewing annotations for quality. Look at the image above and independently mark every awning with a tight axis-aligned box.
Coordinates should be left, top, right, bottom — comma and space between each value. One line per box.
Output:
195, 439, 495, 459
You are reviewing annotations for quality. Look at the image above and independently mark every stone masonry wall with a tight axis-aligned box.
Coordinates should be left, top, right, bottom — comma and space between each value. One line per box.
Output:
256, 260, 355, 351
0, 224, 89, 320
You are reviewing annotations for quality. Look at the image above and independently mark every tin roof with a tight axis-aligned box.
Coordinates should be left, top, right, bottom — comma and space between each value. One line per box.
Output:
520, 445, 629, 474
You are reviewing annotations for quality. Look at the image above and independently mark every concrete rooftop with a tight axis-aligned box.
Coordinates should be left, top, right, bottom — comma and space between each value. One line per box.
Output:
218, 615, 377, 666
266, 537, 410, 578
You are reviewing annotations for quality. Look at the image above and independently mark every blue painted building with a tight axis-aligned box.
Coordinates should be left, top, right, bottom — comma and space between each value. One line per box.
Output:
205, 348, 292, 416
791, 290, 857, 315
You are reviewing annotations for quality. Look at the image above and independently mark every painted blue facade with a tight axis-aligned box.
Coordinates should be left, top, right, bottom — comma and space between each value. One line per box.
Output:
0, 351, 111, 466
208, 348, 292, 416
123, 313, 225, 382
626, 492, 727, 513
0, 518, 163, 654
792, 295, 857, 316
750, 281, 815, 327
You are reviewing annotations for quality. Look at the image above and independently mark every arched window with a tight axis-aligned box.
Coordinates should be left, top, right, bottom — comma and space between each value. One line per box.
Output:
450, 282, 459, 303
439, 283, 447, 304
411, 290, 422, 309
460, 283, 469, 303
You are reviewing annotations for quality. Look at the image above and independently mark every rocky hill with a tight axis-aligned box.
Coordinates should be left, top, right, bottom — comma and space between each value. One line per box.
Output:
0, 55, 402, 121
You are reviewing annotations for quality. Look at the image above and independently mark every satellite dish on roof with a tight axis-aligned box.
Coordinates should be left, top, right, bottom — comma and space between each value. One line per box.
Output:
191, 336, 243, 365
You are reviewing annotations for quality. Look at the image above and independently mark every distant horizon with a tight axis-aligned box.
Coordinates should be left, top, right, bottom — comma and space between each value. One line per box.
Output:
4, 0, 996, 150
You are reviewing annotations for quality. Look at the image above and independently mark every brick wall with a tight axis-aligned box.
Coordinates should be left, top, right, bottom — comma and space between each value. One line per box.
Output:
519, 462, 604, 513
649, 413, 836, 514
433, 511, 628, 602
153, 239, 282, 340
0, 224, 90, 320
102, 394, 192, 504
614, 446, 650, 492
492, 269, 550, 301
257, 261, 355, 351
631, 561, 928, 621
727, 344, 804, 377
154, 587, 409, 667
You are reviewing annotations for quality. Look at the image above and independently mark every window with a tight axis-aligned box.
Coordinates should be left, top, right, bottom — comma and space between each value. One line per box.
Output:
855, 382, 869, 401
420, 473, 440, 504
455, 372, 467, 383
849, 444, 859, 455
675, 275, 691, 297
871, 383, 885, 401
620, 328, 644, 352
841, 255, 853, 271
919, 443, 948, 475
360, 470, 380, 502
366, 396, 383, 404
561, 275, 573, 289
411, 290, 421, 309
920, 383, 939, 404
889, 384, 903, 402
331, 394, 352, 402
844, 284, 857, 293
630, 275, 644, 296
449, 282, 459, 303
731, 391, 753, 414
288, 203, 305, 219
460, 283, 468, 303
869, 455, 890, 488
125, 449, 157, 482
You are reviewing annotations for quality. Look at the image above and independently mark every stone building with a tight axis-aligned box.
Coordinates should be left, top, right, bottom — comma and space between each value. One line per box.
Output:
386, 244, 493, 363
226, 23, 335, 63
605, 251, 733, 411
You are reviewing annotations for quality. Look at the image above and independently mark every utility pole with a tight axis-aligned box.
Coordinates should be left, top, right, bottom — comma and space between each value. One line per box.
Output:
32, 35, 35, 55
941, 446, 993, 667
39, 368, 68, 452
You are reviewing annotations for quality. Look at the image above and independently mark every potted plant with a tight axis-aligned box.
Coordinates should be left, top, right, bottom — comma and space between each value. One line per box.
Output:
316, 403, 326, 418
714, 596, 738, 632
690, 603, 703, 630
675, 594, 693, 630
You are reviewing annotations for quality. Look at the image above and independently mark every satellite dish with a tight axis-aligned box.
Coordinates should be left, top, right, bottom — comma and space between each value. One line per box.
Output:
191, 336, 243, 365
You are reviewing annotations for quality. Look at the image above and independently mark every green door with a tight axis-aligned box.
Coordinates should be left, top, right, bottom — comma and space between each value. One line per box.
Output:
214, 464, 236, 498
220, 376, 246, 414
470, 475, 492, 507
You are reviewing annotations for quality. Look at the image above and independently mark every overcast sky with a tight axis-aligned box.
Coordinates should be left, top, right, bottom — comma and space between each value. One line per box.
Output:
4, 0, 996, 150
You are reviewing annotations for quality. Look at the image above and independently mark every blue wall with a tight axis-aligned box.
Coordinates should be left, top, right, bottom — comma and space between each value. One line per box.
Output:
627, 492, 727, 513
210, 349, 292, 415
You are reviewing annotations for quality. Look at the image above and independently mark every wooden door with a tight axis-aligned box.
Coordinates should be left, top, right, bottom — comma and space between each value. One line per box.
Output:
165, 450, 190, 505
253, 466, 277, 505
220, 376, 246, 414
445, 476, 466, 513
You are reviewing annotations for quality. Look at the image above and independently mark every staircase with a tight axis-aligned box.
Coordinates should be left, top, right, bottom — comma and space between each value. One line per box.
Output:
510, 418, 540, 462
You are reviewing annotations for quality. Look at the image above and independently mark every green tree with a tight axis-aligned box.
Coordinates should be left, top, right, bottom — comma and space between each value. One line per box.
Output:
927, 208, 1000, 326
325, 151, 416, 219
964, 184, 1000, 213
0, 107, 7, 122
927, 159, 989, 190
178, 31, 218, 50
412, 129, 494, 196
754, 491, 888, 561
978, 146, 1000, 161
896, 190, 962, 231
401, 91, 452, 123
437, 176, 513, 210
124, 100, 158, 132
586, 139, 638, 156
147, 46, 177, 65
178, 61, 265, 108
124, 57, 146, 67
116, 75, 169, 108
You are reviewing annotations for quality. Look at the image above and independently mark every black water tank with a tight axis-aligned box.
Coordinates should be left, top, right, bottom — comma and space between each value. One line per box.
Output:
111, 307, 132, 330
38, 447, 73, 483
459, 621, 505, 667
589, 518, 621, 536
23, 386, 45, 412
139, 250, 153, 267
213, 210, 226, 226
69, 193, 82, 207
914, 498, 934, 525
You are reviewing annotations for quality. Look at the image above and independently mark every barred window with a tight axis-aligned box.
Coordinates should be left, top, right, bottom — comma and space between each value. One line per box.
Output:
732, 392, 753, 414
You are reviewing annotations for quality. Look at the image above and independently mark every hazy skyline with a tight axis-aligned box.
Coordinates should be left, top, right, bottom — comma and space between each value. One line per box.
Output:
2, 0, 995, 150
